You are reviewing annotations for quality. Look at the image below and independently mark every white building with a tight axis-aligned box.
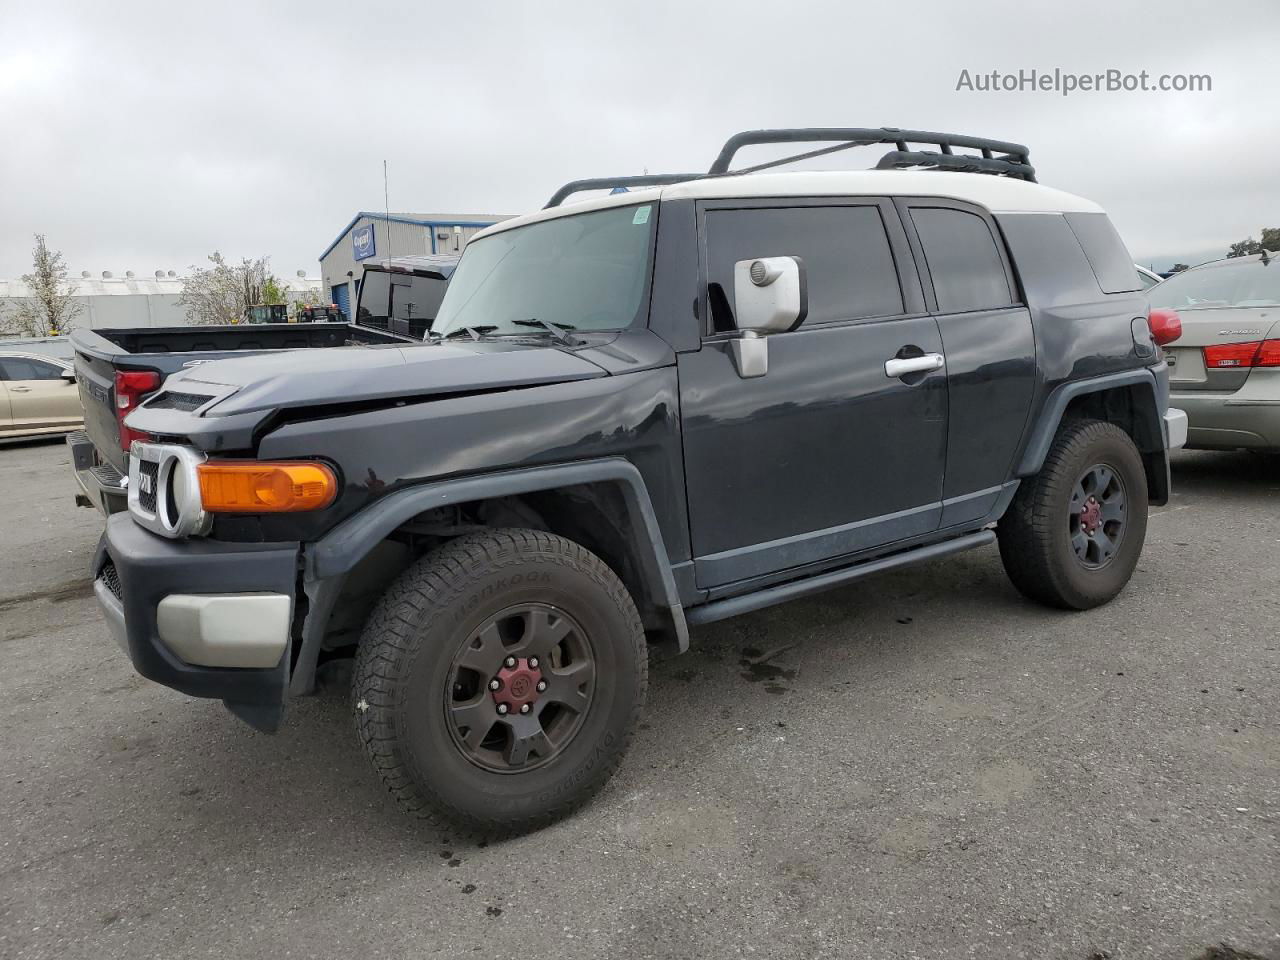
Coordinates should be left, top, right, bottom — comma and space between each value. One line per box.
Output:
319, 213, 507, 318
0, 271, 322, 332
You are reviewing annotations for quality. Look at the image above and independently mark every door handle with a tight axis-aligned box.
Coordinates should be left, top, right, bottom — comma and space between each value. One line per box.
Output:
10, 386, 32, 393
884, 353, 944, 378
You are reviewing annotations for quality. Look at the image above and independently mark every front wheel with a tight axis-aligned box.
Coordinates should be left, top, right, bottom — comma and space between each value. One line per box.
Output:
352, 528, 647, 837
998, 419, 1149, 610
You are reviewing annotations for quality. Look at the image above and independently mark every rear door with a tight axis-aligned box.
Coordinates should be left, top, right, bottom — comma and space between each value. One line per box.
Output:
0, 356, 82, 430
677, 198, 948, 589
897, 200, 1036, 525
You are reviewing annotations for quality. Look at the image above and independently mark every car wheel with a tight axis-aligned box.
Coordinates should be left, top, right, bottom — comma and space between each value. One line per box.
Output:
998, 419, 1149, 610
352, 527, 647, 837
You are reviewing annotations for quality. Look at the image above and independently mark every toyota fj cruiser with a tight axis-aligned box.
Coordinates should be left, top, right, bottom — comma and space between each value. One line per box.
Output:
92, 128, 1187, 835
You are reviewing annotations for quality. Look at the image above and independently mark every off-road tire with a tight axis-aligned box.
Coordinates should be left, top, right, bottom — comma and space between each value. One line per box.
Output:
352, 528, 647, 837
998, 419, 1148, 610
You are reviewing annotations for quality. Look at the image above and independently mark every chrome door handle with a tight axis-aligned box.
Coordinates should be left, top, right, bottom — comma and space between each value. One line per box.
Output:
10, 386, 32, 393
884, 353, 944, 378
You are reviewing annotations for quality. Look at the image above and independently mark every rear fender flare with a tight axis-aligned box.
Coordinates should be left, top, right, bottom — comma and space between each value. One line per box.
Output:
1016, 368, 1162, 476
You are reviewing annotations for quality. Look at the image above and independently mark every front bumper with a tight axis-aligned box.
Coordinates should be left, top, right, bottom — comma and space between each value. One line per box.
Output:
1170, 391, 1280, 451
94, 513, 300, 729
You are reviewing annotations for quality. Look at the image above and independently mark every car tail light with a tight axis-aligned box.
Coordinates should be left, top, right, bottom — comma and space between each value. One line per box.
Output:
1203, 339, 1280, 369
1148, 308, 1182, 346
114, 370, 161, 450
197, 461, 338, 513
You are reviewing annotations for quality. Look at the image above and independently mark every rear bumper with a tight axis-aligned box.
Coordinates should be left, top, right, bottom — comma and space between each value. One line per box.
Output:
1169, 391, 1280, 451
67, 431, 128, 514
93, 513, 300, 728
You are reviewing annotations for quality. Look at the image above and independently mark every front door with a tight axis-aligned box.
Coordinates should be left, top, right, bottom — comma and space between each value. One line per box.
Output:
677, 200, 948, 589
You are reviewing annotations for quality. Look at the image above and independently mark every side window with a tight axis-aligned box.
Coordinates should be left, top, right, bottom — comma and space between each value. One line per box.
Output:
1065, 212, 1143, 294
910, 207, 1015, 313
0, 357, 64, 380
704, 205, 904, 332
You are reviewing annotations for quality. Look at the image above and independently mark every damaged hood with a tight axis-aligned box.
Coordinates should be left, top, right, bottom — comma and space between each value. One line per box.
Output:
163, 339, 609, 416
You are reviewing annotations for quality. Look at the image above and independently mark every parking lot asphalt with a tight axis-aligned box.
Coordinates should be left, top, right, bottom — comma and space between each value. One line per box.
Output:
0, 438, 1276, 960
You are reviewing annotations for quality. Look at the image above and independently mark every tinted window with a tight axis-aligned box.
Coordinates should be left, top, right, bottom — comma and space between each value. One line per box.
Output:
391, 275, 448, 326
910, 207, 1014, 313
355, 271, 391, 326
1148, 257, 1280, 310
0, 357, 64, 380
704, 205, 903, 331
1065, 212, 1142, 294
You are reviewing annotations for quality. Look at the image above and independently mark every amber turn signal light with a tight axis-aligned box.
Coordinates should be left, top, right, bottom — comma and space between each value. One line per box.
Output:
197, 461, 338, 513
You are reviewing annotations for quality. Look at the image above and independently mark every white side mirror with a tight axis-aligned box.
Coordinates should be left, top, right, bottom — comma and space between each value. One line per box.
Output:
728, 256, 806, 378
732, 256, 806, 333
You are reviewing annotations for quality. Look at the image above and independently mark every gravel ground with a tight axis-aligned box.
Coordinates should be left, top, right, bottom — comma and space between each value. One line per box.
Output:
0, 438, 1276, 960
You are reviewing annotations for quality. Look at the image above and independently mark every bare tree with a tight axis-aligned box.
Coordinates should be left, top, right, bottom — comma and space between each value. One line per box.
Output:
177, 252, 282, 325
7, 234, 83, 336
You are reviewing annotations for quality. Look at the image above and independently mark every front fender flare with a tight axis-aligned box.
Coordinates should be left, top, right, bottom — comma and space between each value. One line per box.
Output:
289, 458, 689, 696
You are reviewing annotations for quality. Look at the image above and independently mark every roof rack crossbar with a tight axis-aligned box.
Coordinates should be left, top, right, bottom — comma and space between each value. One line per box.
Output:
729, 138, 878, 176
544, 173, 703, 209
707, 127, 1035, 181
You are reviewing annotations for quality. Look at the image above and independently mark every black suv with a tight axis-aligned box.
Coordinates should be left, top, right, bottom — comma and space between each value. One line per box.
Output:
92, 128, 1187, 835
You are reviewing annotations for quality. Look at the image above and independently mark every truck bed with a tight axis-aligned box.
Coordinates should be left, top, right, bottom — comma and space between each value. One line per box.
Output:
68, 322, 413, 508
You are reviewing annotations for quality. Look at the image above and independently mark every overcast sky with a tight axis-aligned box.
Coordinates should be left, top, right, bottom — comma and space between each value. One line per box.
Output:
2, 0, 1276, 278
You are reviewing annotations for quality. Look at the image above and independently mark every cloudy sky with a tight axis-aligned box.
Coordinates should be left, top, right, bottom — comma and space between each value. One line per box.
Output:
2, 0, 1275, 279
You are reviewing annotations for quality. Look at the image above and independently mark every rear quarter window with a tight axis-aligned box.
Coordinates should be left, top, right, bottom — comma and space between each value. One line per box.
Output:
909, 207, 1014, 313
1065, 213, 1142, 294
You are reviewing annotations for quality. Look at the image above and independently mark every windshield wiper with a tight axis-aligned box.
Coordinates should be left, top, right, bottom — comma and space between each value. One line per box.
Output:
437, 324, 498, 341
510, 319, 580, 346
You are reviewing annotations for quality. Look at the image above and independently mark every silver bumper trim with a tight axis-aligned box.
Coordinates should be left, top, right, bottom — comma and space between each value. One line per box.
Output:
1164, 408, 1188, 450
156, 593, 291, 669
94, 579, 130, 656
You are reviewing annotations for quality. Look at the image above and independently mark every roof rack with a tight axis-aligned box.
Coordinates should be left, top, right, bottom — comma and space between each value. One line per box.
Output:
544, 127, 1035, 207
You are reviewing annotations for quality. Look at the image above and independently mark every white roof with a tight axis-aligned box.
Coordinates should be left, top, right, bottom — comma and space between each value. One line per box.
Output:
473, 170, 1103, 241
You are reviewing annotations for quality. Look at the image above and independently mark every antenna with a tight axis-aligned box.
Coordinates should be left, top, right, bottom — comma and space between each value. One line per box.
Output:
383, 159, 391, 269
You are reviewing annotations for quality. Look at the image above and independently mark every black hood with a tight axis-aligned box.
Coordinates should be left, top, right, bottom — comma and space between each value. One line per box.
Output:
165, 339, 609, 416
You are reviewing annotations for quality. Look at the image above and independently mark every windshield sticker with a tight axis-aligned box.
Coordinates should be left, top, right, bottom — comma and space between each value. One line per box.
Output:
632, 206, 651, 225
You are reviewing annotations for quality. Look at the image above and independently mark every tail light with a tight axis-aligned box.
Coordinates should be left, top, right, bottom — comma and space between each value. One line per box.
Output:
114, 370, 161, 450
1203, 339, 1280, 369
1148, 307, 1182, 346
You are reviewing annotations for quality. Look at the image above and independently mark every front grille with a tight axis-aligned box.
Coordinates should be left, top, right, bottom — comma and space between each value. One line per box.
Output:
99, 560, 122, 601
138, 460, 159, 514
145, 390, 214, 412
90, 462, 124, 488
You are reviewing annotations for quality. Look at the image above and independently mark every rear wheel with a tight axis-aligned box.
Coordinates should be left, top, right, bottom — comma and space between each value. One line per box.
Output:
352, 528, 647, 837
998, 419, 1148, 610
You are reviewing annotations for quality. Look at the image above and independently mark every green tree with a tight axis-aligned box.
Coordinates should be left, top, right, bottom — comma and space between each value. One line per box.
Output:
1227, 227, 1280, 258
261, 276, 288, 305
7, 234, 83, 336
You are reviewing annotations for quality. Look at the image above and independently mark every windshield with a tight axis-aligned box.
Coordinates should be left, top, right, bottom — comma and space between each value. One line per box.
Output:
433, 203, 657, 338
1148, 257, 1280, 310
